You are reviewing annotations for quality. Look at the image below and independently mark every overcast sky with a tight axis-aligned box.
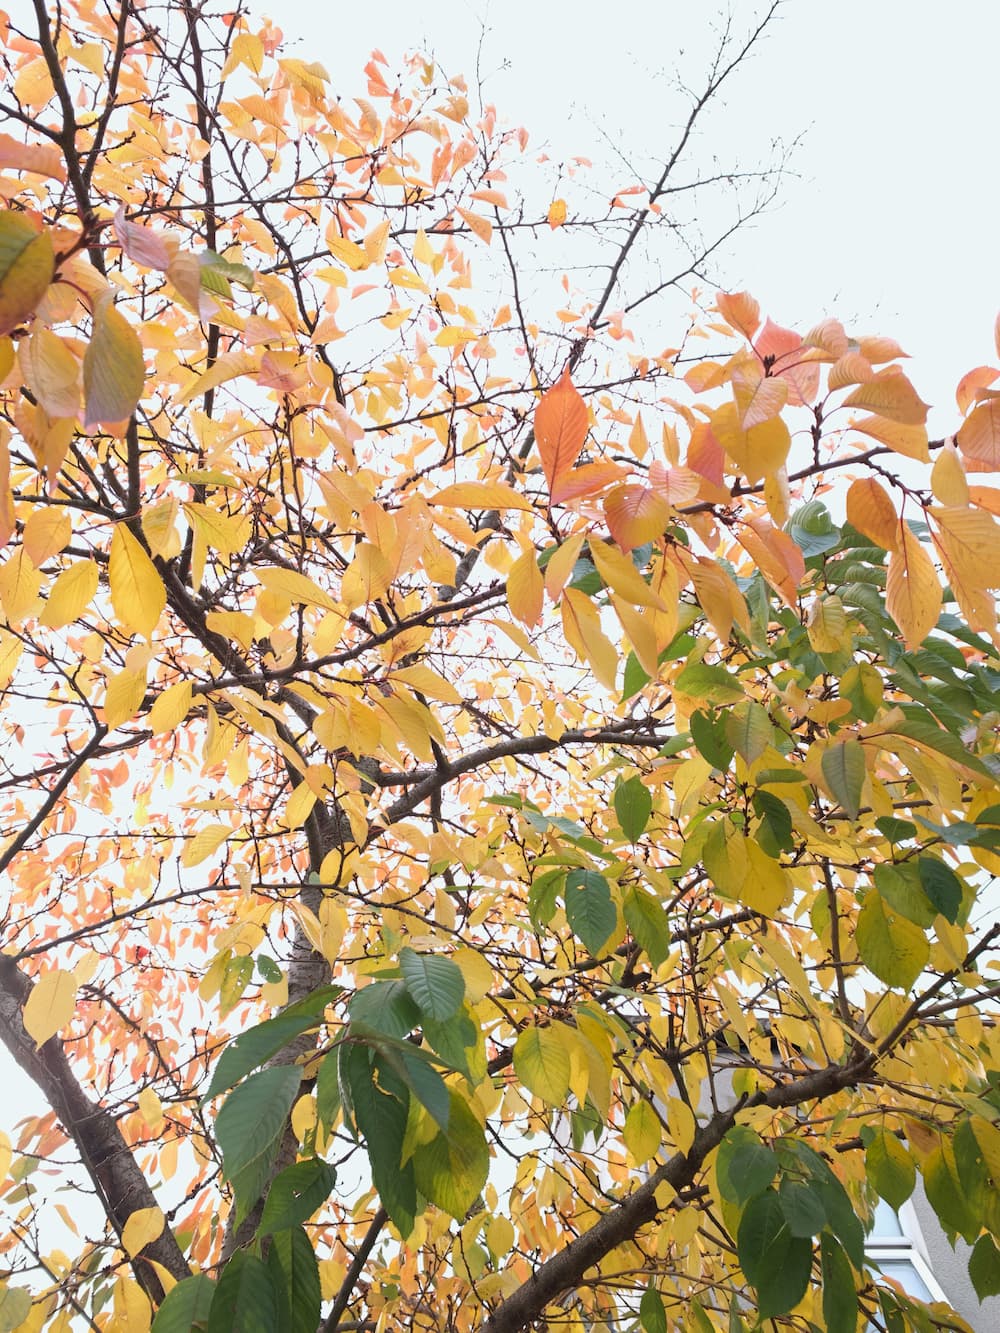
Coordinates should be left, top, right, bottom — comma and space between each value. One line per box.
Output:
274, 0, 1000, 439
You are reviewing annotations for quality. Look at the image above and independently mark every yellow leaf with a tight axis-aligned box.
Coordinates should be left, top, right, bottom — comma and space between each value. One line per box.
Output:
603, 483, 671, 551
507, 549, 543, 627
205, 610, 257, 650
609, 595, 658, 678
542, 532, 585, 600
121, 1206, 165, 1258
930, 444, 969, 507
886, 523, 941, 649
711, 400, 790, 483
513, 1024, 572, 1105
433, 326, 477, 347
283, 780, 318, 830
22, 968, 77, 1047
390, 663, 462, 705
561, 587, 618, 691
668, 1097, 696, 1153
0, 1131, 10, 1183
20, 326, 80, 418
148, 682, 194, 735
256, 566, 339, 612
429, 481, 532, 511
183, 503, 251, 554
623, 1100, 661, 1165
547, 198, 567, 229
103, 668, 147, 729
113, 1274, 152, 1331
137, 1087, 164, 1133
0, 549, 42, 623
175, 351, 260, 406
588, 538, 664, 608
341, 543, 392, 609
453, 949, 493, 1003
221, 31, 264, 79
40, 559, 98, 628
0, 631, 22, 686
110, 525, 165, 640
22, 507, 71, 565
181, 823, 232, 868
142, 498, 182, 560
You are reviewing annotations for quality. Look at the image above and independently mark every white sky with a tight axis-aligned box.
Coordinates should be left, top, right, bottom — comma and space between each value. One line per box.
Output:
272, 0, 1000, 439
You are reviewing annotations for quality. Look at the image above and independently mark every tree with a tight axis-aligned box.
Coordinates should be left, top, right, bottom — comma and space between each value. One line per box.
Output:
1, 0, 1000, 1329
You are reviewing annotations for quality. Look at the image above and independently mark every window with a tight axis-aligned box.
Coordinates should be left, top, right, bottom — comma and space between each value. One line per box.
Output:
866, 1199, 948, 1306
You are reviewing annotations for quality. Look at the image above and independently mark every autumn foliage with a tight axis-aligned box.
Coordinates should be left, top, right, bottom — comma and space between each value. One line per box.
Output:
2, 2, 1000, 1332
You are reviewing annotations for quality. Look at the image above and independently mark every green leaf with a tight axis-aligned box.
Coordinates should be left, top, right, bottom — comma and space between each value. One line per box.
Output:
865, 1130, 915, 1211
348, 980, 419, 1039
716, 1127, 777, 1205
855, 890, 929, 990
265, 1227, 321, 1333
676, 663, 745, 705
151, 1274, 216, 1332
778, 1178, 826, 1236
622, 650, 651, 700
691, 708, 735, 770
840, 662, 883, 722
873, 862, 936, 930
564, 869, 616, 955
206, 1013, 324, 1100
917, 856, 962, 924
970, 1233, 1000, 1300
725, 701, 772, 764
0, 211, 54, 335
351, 1027, 452, 1130
0, 1287, 32, 1333
892, 715, 992, 778
639, 1283, 667, 1333
256, 955, 282, 984
821, 739, 865, 820
820, 1233, 859, 1333
83, 296, 145, 428
924, 1141, 980, 1244
623, 886, 671, 968
315, 1050, 341, 1133
875, 815, 916, 844
343, 1045, 416, 1237
412, 1091, 489, 1220
207, 1252, 279, 1333
259, 1159, 336, 1237
614, 775, 652, 841
398, 947, 465, 1022
737, 1189, 812, 1318
215, 1066, 302, 1219
788, 501, 841, 556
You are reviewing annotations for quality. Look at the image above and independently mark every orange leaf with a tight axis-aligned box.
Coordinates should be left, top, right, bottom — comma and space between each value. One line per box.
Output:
535, 369, 588, 493
846, 477, 899, 551
955, 366, 999, 416
457, 208, 493, 245
886, 523, 941, 649
969, 485, 1000, 517
733, 368, 788, 429
0, 133, 66, 181
715, 290, 761, 340
843, 369, 928, 425
547, 199, 567, 229
850, 414, 930, 464
734, 517, 805, 608
603, 484, 669, 552
550, 460, 627, 505
957, 399, 1000, 469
